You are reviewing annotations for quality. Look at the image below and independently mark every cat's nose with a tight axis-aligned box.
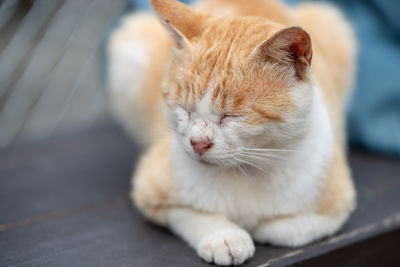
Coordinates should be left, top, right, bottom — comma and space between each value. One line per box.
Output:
190, 139, 213, 155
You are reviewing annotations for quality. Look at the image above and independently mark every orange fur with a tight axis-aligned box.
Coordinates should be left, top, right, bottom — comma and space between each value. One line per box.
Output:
316, 145, 355, 216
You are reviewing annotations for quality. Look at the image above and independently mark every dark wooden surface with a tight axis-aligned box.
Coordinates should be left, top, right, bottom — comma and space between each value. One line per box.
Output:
0, 125, 400, 266
293, 229, 400, 267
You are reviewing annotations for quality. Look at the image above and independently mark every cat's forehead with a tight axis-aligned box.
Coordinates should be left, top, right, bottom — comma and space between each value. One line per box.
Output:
172, 21, 282, 91
164, 66, 293, 124
171, 52, 293, 110
197, 16, 281, 53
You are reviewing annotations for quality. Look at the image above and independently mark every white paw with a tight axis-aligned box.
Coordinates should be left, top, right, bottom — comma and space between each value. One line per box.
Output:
197, 229, 255, 266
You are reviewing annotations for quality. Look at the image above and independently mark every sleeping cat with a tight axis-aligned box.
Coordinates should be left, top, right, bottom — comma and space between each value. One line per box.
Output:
108, 0, 357, 265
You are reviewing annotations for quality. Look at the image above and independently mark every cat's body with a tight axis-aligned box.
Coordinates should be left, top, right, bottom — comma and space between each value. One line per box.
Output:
108, 0, 356, 265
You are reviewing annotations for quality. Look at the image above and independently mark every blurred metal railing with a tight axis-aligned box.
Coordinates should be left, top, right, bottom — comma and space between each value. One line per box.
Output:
0, 0, 127, 148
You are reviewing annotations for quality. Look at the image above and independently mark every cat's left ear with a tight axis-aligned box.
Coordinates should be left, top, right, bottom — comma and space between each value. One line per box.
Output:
255, 26, 312, 80
150, 0, 206, 48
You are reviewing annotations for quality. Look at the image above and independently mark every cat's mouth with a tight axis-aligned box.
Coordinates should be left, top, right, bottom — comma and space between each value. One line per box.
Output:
192, 153, 236, 168
182, 141, 227, 167
195, 155, 219, 166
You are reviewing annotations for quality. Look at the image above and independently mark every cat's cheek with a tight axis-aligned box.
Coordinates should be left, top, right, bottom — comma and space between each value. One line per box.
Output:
212, 135, 225, 151
212, 132, 238, 160
221, 125, 243, 145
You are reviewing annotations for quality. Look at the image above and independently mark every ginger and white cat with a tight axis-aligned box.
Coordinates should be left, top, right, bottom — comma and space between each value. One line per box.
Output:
108, 0, 357, 265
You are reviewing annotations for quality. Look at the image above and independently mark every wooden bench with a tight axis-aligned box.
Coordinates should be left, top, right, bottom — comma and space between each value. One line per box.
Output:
1, 125, 399, 266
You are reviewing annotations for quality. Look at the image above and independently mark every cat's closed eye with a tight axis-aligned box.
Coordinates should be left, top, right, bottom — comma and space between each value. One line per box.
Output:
183, 107, 191, 119
176, 106, 191, 121
220, 114, 238, 125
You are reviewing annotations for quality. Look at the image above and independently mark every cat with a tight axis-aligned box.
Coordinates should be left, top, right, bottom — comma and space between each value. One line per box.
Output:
108, 0, 357, 265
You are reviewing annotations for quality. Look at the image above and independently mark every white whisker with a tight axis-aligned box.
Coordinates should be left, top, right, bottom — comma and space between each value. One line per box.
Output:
239, 150, 291, 163
236, 152, 281, 166
233, 157, 273, 176
229, 159, 250, 179
239, 147, 304, 153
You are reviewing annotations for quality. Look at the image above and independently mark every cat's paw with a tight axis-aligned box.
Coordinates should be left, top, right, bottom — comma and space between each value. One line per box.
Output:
197, 229, 255, 266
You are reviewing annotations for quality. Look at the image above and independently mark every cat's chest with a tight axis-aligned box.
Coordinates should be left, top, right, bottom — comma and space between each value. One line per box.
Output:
174, 164, 321, 229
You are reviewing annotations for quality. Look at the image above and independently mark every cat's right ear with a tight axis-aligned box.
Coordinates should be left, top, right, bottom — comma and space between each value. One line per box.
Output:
254, 26, 313, 80
150, 0, 206, 48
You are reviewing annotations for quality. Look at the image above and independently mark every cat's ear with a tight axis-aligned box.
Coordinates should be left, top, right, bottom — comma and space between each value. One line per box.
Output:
150, 0, 206, 48
255, 26, 312, 80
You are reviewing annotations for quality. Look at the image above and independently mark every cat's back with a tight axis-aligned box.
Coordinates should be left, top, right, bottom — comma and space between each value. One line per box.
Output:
295, 3, 357, 146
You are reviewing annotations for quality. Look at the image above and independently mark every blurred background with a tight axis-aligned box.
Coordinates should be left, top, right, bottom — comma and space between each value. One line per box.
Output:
0, 0, 126, 149
0, 0, 399, 156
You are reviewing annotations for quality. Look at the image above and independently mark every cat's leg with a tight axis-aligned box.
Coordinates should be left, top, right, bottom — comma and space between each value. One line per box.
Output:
168, 208, 255, 266
251, 212, 348, 247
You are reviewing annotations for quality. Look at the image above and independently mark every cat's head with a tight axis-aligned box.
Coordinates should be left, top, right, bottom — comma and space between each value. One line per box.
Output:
152, 0, 314, 166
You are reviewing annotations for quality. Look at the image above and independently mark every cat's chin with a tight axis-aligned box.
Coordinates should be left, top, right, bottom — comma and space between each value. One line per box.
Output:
185, 151, 225, 167
193, 155, 219, 166
198, 158, 218, 166
192, 155, 236, 170
195, 157, 247, 173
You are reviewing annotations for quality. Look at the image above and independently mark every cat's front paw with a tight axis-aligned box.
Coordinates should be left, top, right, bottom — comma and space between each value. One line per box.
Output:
197, 229, 255, 266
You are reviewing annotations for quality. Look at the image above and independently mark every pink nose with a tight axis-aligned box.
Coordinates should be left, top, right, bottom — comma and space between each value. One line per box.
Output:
190, 139, 213, 155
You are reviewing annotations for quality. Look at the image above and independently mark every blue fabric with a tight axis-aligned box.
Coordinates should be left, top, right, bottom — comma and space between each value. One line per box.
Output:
129, 0, 400, 156
329, 0, 400, 156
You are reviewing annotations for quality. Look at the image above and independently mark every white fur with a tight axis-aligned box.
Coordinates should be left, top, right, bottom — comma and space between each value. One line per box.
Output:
163, 82, 343, 264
